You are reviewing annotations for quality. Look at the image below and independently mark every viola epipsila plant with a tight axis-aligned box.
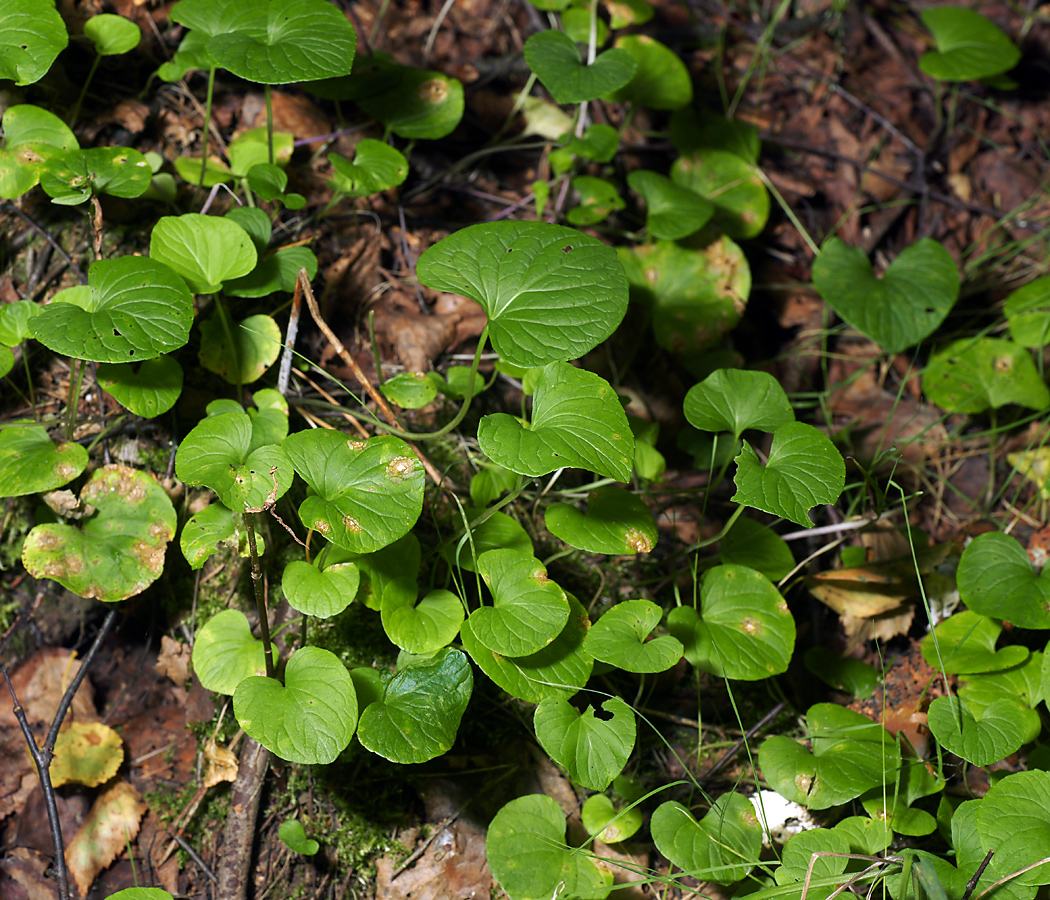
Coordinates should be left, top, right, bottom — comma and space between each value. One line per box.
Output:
2, 0, 1050, 898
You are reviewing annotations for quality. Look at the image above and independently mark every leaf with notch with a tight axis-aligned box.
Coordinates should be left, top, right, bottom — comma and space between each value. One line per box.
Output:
416, 221, 627, 368
684, 368, 793, 439
381, 588, 463, 654
627, 169, 713, 240
927, 695, 1027, 766
584, 599, 682, 673
32, 257, 192, 363
732, 422, 845, 528
283, 430, 424, 554
956, 532, 1050, 629
534, 696, 635, 791
191, 609, 272, 695
524, 30, 636, 104
921, 610, 1029, 674
479, 362, 634, 481
545, 485, 657, 555
149, 213, 257, 294
282, 560, 360, 619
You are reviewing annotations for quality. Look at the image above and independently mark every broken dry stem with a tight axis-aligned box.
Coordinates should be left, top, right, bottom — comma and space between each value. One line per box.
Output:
243, 511, 276, 680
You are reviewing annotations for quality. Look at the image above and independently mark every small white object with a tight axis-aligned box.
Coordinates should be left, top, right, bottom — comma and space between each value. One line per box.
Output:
749, 790, 819, 846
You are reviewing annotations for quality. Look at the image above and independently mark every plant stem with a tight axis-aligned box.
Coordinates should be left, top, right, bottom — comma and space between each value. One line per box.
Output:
66, 358, 86, 440
243, 511, 276, 679
265, 83, 274, 166
199, 67, 217, 188
68, 54, 101, 127
213, 295, 243, 401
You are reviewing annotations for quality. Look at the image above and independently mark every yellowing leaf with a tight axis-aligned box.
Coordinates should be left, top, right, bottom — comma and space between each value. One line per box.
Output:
1008, 448, 1050, 500
65, 781, 147, 897
50, 721, 124, 788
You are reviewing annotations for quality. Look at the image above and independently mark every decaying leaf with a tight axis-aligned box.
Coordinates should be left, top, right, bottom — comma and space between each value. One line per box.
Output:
0, 648, 96, 729
65, 781, 147, 897
202, 738, 238, 789
154, 635, 191, 685
50, 721, 124, 788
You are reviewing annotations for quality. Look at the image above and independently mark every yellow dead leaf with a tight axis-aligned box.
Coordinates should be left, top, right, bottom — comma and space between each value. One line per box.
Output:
202, 738, 238, 789
65, 781, 147, 898
50, 721, 124, 788
1008, 448, 1050, 500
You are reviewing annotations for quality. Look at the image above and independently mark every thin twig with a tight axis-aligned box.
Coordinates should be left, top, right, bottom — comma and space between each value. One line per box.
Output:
171, 832, 218, 883
699, 701, 786, 785
1, 201, 87, 284
962, 851, 994, 900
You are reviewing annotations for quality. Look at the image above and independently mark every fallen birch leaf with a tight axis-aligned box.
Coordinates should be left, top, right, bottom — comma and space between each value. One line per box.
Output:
65, 781, 147, 897
50, 722, 124, 788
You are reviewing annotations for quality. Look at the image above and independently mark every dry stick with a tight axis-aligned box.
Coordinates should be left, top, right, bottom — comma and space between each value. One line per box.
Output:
698, 700, 786, 786
2, 607, 118, 900
216, 736, 271, 900
297, 269, 447, 489
1, 201, 87, 284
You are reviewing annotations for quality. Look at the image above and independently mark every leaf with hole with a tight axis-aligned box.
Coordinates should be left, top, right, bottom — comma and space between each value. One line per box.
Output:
759, 704, 901, 810
175, 410, 291, 512
668, 565, 794, 680
180, 502, 261, 570
329, 139, 408, 198
418, 221, 627, 367
96, 356, 183, 418
684, 368, 793, 439
0, 0, 68, 86
479, 362, 634, 481
581, 794, 643, 843
40, 146, 152, 205
545, 486, 657, 555
486, 794, 614, 900
919, 7, 1020, 82
927, 695, 1026, 767
534, 696, 635, 791
235, 646, 357, 765
607, 34, 692, 109
923, 337, 1050, 414
22, 465, 176, 602
811, 238, 959, 355
191, 609, 272, 695
0, 425, 88, 497
921, 610, 1029, 674
524, 30, 637, 104
381, 588, 463, 655
0, 104, 78, 198
719, 516, 795, 580
650, 792, 762, 885
149, 213, 257, 294
732, 422, 845, 528
278, 819, 319, 856
671, 149, 768, 239
618, 238, 750, 355
956, 532, 1050, 629
567, 175, 625, 226
465, 548, 569, 657
460, 594, 593, 703
356, 648, 472, 764
1004, 276, 1050, 348
283, 430, 424, 554
627, 169, 713, 240
584, 599, 682, 674
198, 313, 281, 385
281, 560, 360, 619
84, 13, 140, 56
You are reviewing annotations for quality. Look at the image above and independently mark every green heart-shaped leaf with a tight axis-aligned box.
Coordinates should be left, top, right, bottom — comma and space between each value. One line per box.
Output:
278, 819, 319, 856
191, 609, 272, 695
329, 139, 408, 198
671, 149, 768, 239
417, 221, 628, 368
627, 169, 713, 240
581, 794, 643, 843
31, 256, 192, 363
97, 356, 183, 418
281, 560, 360, 619
732, 422, 845, 528
833, 816, 893, 855
486, 794, 614, 900
811, 237, 959, 355
466, 549, 569, 657
618, 238, 750, 355
22, 465, 176, 601
337, 60, 464, 140
0, 425, 87, 497
173, 0, 356, 84
380, 372, 438, 410
84, 13, 140, 56
667, 565, 795, 680
40, 146, 152, 204
959, 654, 1043, 745
650, 792, 762, 885
759, 704, 901, 810
381, 588, 464, 654
175, 410, 292, 511
919, 7, 1020, 82
957, 532, 1050, 629
927, 695, 1027, 766
584, 599, 682, 673
534, 696, 635, 791
283, 430, 424, 554
0, 104, 77, 198
357, 648, 472, 763
198, 313, 282, 385
1004, 276, 1050, 348
921, 610, 1030, 674
923, 337, 1050, 414
0, 0, 68, 86
149, 213, 257, 294
774, 828, 850, 891
567, 175, 625, 226
446, 507, 533, 573
180, 502, 260, 570
524, 30, 637, 104
684, 368, 794, 439
335, 534, 420, 611
976, 772, 1050, 889
608, 34, 692, 109
460, 594, 593, 703
235, 646, 357, 765
719, 516, 795, 580
224, 246, 318, 298
861, 757, 945, 838
545, 486, 657, 555
0, 299, 42, 346
479, 362, 634, 481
